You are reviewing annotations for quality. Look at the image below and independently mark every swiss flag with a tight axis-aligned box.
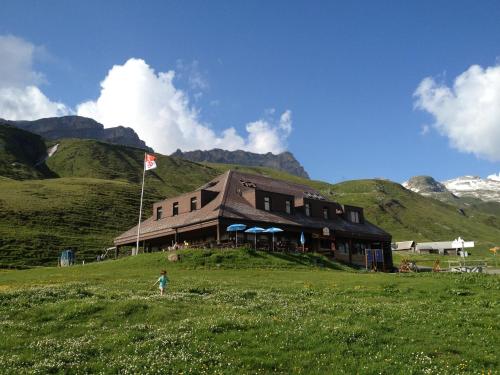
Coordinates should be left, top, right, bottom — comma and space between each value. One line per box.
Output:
144, 153, 157, 170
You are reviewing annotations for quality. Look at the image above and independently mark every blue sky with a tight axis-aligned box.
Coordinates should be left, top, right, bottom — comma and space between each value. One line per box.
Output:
1, 0, 500, 183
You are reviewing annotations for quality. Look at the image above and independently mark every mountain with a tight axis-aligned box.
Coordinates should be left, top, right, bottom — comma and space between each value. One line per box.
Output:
443, 175, 500, 203
2, 115, 151, 151
171, 148, 310, 178
402, 175, 448, 195
1, 127, 499, 267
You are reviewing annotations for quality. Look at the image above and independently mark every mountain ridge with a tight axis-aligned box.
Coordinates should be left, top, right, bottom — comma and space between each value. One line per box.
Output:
171, 148, 310, 178
2, 115, 152, 151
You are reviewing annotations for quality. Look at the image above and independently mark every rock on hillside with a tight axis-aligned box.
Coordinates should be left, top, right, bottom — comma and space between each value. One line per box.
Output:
3, 116, 151, 151
171, 148, 310, 179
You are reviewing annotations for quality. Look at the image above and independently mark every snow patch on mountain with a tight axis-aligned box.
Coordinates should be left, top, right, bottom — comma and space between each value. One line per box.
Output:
442, 175, 500, 202
488, 172, 500, 182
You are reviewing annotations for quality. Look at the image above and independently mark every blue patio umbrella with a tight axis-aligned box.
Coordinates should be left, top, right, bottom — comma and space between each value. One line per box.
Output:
300, 232, 305, 252
245, 227, 265, 250
264, 227, 284, 251
226, 224, 246, 247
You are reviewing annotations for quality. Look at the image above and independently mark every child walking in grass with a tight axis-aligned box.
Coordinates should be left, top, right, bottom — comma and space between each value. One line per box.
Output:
153, 270, 169, 295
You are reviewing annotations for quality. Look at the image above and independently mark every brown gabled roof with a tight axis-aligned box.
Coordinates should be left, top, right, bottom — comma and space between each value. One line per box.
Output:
114, 170, 391, 245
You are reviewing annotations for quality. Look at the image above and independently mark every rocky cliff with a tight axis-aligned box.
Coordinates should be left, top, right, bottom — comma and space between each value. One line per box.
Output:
171, 148, 310, 178
3, 115, 151, 151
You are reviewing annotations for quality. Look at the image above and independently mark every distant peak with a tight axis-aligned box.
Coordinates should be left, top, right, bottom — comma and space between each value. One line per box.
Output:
403, 175, 448, 194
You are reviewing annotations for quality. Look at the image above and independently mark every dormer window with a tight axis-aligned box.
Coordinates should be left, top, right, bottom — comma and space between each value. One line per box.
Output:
173, 202, 179, 216
305, 203, 311, 217
285, 200, 291, 214
190, 197, 197, 211
156, 206, 163, 220
349, 211, 360, 223
323, 207, 329, 220
264, 196, 271, 211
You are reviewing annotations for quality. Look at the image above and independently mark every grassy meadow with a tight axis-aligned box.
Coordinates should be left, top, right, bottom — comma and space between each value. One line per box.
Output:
0, 249, 498, 374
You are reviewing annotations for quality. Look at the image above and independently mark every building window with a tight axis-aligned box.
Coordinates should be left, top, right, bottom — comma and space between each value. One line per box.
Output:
350, 211, 360, 223
352, 242, 366, 255
173, 202, 179, 216
323, 207, 329, 220
305, 203, 311, 217
337, 241, 349, 254
156, 206, 163, 220
190, 197, 197, 211
264, 196, 271, 211
285, 200, 291, 214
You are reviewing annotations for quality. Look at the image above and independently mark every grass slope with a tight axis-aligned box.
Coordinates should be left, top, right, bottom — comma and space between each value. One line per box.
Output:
0, 251, 498, 374
46, 138, 219, 196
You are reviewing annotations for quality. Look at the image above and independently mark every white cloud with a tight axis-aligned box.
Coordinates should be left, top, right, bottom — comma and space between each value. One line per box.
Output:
488, 172, 500, 181
0, 35, 70, 120
0, 35, 44, 87
0, 86, 69, 120
414, 64, 500, 161
77, 58, 292, 154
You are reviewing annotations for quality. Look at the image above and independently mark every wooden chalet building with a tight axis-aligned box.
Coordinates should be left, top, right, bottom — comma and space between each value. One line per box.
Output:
114, 170, 393, 269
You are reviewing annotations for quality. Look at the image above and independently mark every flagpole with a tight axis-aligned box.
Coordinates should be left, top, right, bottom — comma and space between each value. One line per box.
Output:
135, 152, 146, 256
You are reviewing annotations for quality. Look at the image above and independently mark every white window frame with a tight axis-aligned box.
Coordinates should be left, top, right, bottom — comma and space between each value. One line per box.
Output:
264, 196, 271, 211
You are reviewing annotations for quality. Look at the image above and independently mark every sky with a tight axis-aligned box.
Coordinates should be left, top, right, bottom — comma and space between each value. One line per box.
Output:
1, 0, 500, 183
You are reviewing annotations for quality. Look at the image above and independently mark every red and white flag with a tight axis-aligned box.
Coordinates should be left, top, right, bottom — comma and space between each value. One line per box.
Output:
144, 153, 157, 170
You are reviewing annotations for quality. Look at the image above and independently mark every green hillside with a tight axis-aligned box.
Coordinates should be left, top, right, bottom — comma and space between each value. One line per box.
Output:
0, 127, 499, 267
0, 123, 54, 180
45, 138, 218, 195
